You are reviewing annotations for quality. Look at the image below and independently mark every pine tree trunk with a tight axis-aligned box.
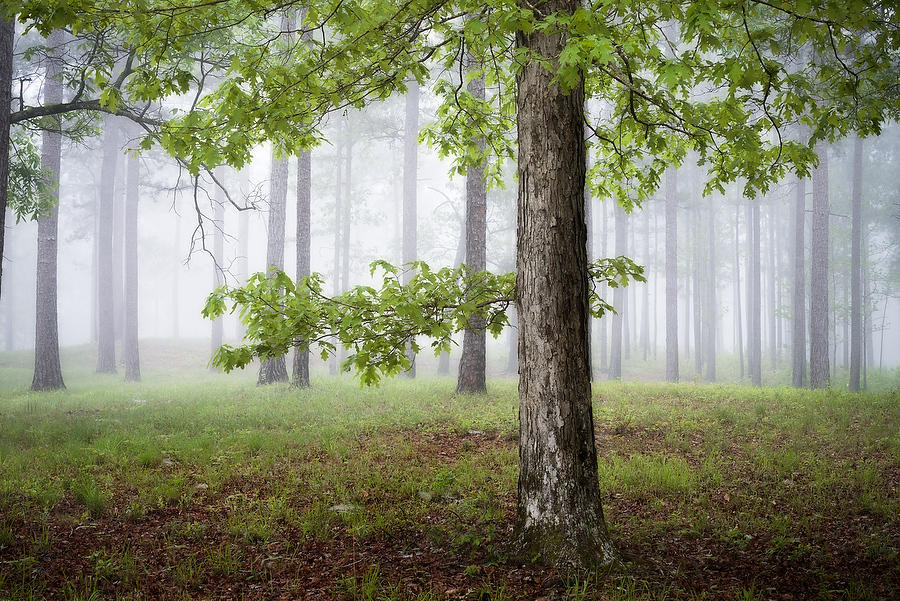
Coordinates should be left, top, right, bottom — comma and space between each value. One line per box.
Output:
849, 136, 863, 391
456, 58, 487, 395
210, 168, 225, 359
0, 18, 12, 302
641, 208, 650, 362
123, 141, 141, 382
515, 0, 616, 566
113, 171, 125, 347
293, 150, 312, 388
258, 151, 289, 385
767, 200, 777, 370
705, 195, 716, 382
609, 205, 625, 380
692, 211, 702, 377
665, 167, 678, 381
402, 81, 419, 377
792, 175, 806, 387
809, 142, 830, 389
32, 29, 66, 391
96, 117, 119, 373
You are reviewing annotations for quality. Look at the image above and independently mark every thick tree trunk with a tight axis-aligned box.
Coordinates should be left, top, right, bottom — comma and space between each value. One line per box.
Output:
584, 130, 594, 379
747, 199, 762, 386
809, 142, 830, 389
849, 136, 863, 392
96, 117, 119, 373
123, 141, 141, 382
515, 0, 616, 567
608, 205, 625, 380
665, 167, 678, 381
210, 168, 225, 358
402, 80, 419, 377
32, 30, 66, 391
705, 196, 716, 382
293, 150, 312, 388
792, 175, 806, 387
0, 18, 12, 302
457, 61, 487, 395
258, 151, 289, 384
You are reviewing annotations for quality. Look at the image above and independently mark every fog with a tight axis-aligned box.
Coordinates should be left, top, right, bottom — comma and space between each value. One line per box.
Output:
3, 28, 900, 390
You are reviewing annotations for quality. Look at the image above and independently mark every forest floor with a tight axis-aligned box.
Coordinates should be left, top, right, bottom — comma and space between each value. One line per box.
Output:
0, 342, 898, 600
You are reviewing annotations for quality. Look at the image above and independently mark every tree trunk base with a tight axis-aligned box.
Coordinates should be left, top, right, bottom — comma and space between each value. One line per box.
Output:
513, 514, 619, 571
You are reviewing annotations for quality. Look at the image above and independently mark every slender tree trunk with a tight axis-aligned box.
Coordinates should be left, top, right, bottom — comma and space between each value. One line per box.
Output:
767, 200, 777, 370
809, 142, 830, 389
609, 205, 625, 380
258, 151, 289, 384
849, 136, 863, 391
210, 168, 225, 358
91, 200, 98, 342
293, 150, 312, 387
235, 171, 249, 340
705, 195, 716, 382
123, 140, 140, 382
652, 212, 658, 359
665, 167, 678, 381
402, 80, 419, 377
330, 118, 342, 375
748, 199, 762, 386
864, 233, 873, 388
341, 121, 353, 292
32, 29, 66, 391
515, 4, 616, 565
734, 199, 744, 380
0, 18, 13, 302
96, 117, 119, 373
597, 198, 607, 372
457, 59, 487, 394
171, 213, 180, 339
792, 175, 806, 387
641, 208, 650, 362
113, 169, 125, 348
692, 212, 702, 377
842, 279, 848, 370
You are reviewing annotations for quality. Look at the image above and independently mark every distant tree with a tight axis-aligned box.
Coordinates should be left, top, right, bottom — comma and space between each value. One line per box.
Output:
665, 167, 678, 382
96, 117, 119, 373
596, 197, 607, 373
734, 196, 744, 379
705, 194, 716, 382
402, 81, 419, 377
210, 168, 225, 359
31, 29, 65, 391
810, 142, 830, 389
123, 134, 140, 382
457, 60, 487, 395
609, 205, 626, 379
293, 149, 312, 388
257, 150, 289, 385
849, 136, 863, 392
792, 174, 806, 387
747, 198, 762, 386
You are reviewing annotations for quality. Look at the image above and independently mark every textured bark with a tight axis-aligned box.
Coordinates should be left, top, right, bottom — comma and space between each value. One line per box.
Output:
32, 30, 66, 391
96, 117, 119, 373
123, 141, 140, 382
584, 134, 593, 379
0, 18, 12, 302
514, 0, 616, 568
210, 168, 225, 359
402, 81, 419, 377
608, 205, 625, 380
705, 196, 716, 382
792, 175, 806, 387
505, 308, 518, 375
258, 151, 289, 385
457, 61, 487, 395
849, 136, 863, 392
747, 199, 762, 386
809, 142, 830, 389
664, 167, 678, 381
293, 150, 312, 388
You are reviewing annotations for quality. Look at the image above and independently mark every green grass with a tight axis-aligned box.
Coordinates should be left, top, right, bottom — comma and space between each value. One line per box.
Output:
0, 342, 898, 600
